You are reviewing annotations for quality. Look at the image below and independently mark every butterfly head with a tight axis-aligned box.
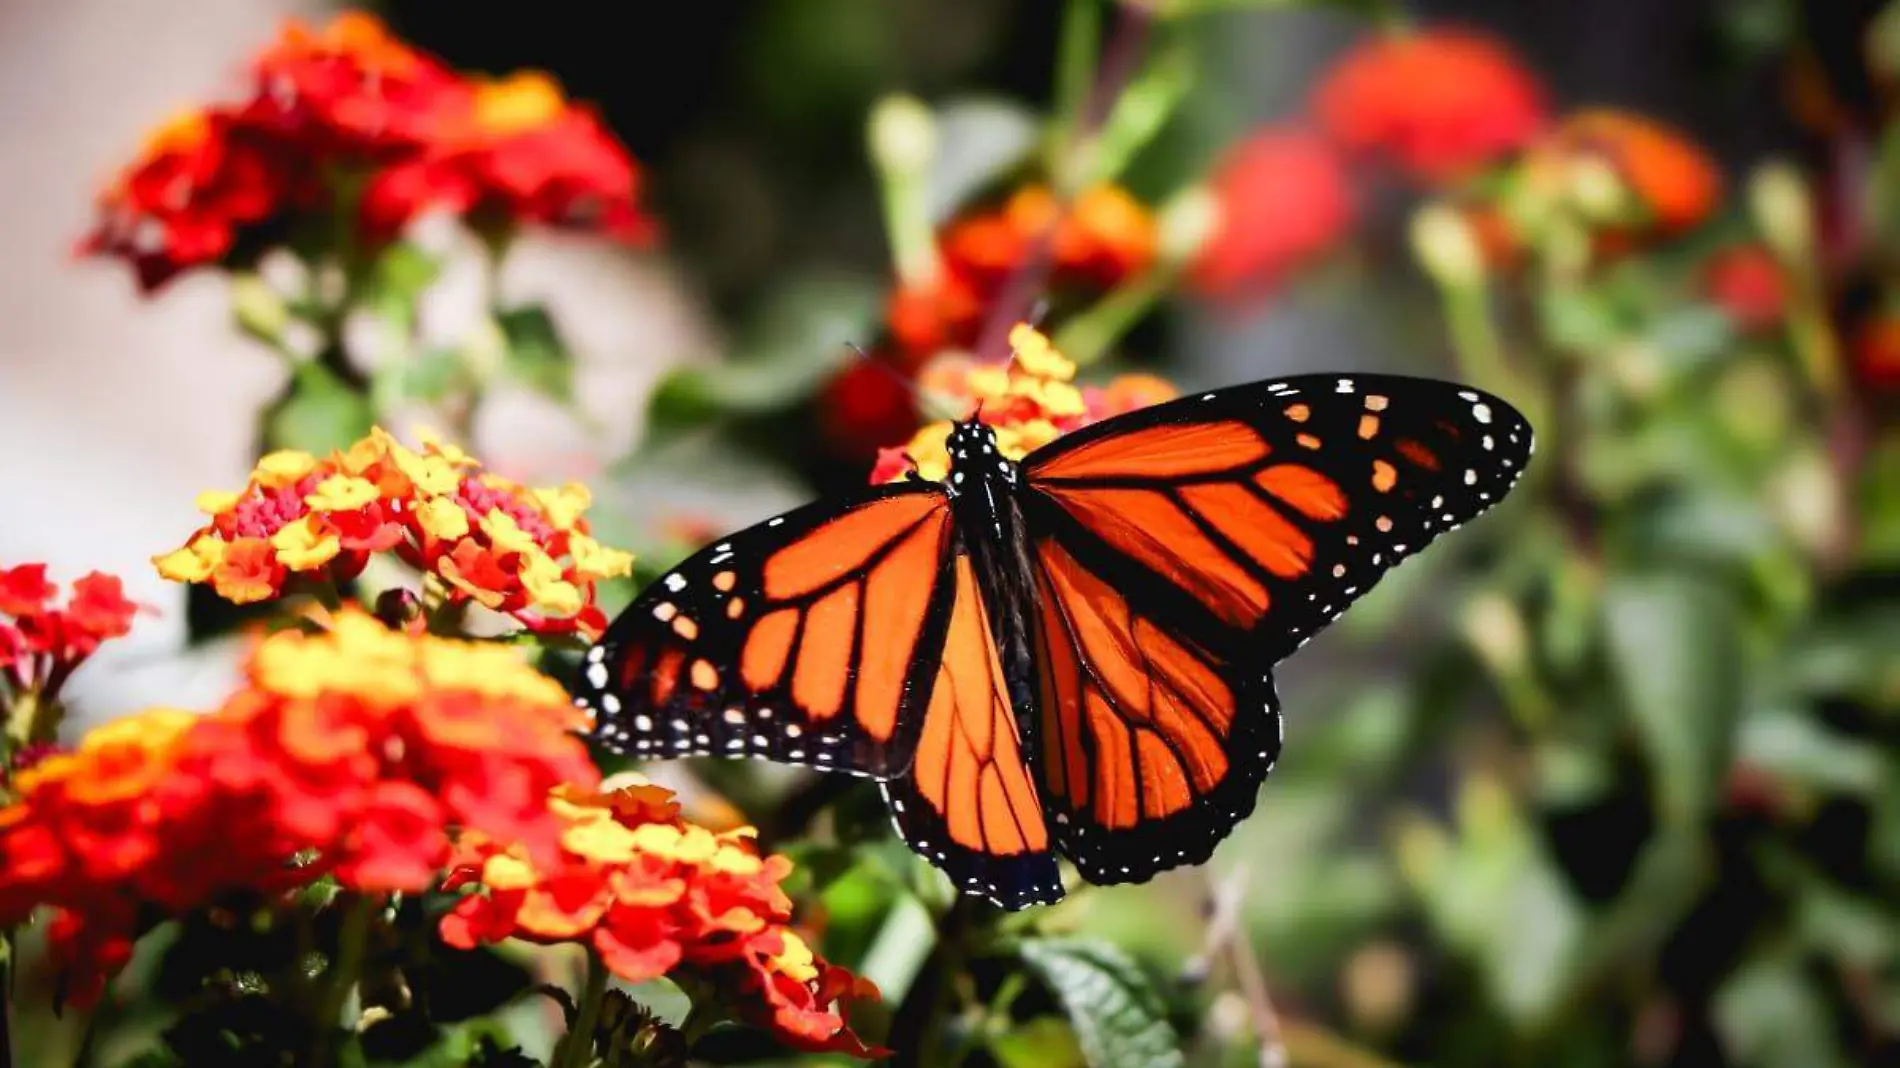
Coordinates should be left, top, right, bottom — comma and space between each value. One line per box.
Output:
943, 418, 1016, 496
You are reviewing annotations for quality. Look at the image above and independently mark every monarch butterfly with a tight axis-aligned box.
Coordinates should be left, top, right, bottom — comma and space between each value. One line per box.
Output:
575, 350, 1532, 909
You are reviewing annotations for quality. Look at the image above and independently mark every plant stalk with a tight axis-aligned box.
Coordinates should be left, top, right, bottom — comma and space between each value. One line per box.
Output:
552, 948, 610, 1068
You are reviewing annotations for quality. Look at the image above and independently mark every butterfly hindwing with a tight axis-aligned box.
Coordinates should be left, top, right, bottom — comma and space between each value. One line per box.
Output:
577, 483, 956, 779
879, 543, 1062, 909
1022, 373, 1532, 882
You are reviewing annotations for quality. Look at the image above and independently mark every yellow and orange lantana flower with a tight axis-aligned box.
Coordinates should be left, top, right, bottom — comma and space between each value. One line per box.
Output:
154, 428, 632, 638
442, 778, 884, 1058
870, 324, 1176, 484
0, 609, 597, 1006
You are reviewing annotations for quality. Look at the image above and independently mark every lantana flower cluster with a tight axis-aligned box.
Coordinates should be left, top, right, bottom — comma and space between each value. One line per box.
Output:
154, 428, 632, 638
0, 609, 598, 1005
81, 11, 653, 291
441, 779, 884, 1057
870, 324, 1174, 484
885, 184, 1158, 368
0, 565, 140, 704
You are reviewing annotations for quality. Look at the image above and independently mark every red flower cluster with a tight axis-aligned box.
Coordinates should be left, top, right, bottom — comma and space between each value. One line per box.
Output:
1703, 244, 1788, 334
1314, 27, 1548, 184
155, 428, 633, 639
441, 779, 883, 1057
81, 11, 653, 291
0, 565, 141, 701
886, 184, 1157, 366
0, 609, 598, 1004
1189, 128, 1356, 301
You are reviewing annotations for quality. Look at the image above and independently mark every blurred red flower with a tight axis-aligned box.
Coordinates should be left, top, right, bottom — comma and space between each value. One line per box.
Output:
78, 109, 293, 292
1314, 28, 1547, 184
1187, 127, 1355, 301
0, 565, 142, 701
1853, 312, 1900, 392
817, 358, 921, 465
241, 10, 468, 160
1702, 245, 1788, 333
0, 609, 598, 1005
82, 12, 654, 291
361, 71, 656, 244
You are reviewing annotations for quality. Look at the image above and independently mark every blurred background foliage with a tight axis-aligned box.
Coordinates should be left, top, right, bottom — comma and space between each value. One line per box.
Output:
19, 0, 1900, 1066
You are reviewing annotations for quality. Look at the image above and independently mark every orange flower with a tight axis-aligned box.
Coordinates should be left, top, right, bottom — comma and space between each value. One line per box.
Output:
1524, 109, 1723, 240
441, 779, 884, 1057
360, 71, 656, 244
77, 108, 293, 292
1187, 127, 1355, 301
1702, 244, 1788, 334
888, 182, 1158, 365
0, 565, 143, 700
0, 610, 597, 1005
1314, 27, 1547, 184
870, 324, 1176, 483
155, 429, 633, 638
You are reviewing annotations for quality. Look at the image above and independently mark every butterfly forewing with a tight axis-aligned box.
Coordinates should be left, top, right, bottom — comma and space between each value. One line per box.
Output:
1021, 373, 1532, 883
577, 483, 957, 779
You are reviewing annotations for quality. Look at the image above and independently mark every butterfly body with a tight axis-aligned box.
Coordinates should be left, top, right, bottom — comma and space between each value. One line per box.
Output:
579, 372, 1533, 909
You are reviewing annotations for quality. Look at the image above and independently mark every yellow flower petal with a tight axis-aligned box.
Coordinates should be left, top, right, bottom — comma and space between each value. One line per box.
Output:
270, 515, 341, 571
532, 483, 592, 532
416, 497, 471, 541
305, 474, 380, 513
481, 510, 540, 556
392, 445, 463, 498
568, 534, 633, 581
194, 490, 240, 516
154, 536, 226, 583
520, 552, 583, 618
254, 449, 319, 489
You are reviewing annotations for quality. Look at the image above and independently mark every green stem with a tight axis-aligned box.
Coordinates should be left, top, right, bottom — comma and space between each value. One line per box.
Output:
1, 931, 12, 1068
5, 692, 61, 750
1045, 0, 1103, 175
1438, 281, 1550, 435
302, 896, 375, 1068
552, 949, 610, 1068
1052, 264, 1173, 365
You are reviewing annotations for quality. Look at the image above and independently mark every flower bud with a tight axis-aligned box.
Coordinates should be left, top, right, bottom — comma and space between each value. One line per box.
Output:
1410, 202, 1485, 291
231, 272, 289, 343
1749, 162, 1814, 265
1158, 186, 1219, 269
867, 94, 937, 181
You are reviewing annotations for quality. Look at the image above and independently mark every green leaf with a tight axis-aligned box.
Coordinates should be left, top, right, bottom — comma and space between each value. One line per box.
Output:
644, 272, 883, 436
1076, 42, 1194, 188
1018, 939, 1184, 1068
494, 304, 573, 404
1602, 573, 1743, 824
266, 359, 376, 454
1714, 955, 1844, 1068
362, 242, 441, 323
1737, 708, 1884, 797
372, 346, 468, 410
990, 1017, 1088, 1068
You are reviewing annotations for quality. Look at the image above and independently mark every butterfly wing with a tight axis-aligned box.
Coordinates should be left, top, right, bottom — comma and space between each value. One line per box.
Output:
578, 483, 956, 779
878, 539, 1062, 909
1022, 374, 1533, 883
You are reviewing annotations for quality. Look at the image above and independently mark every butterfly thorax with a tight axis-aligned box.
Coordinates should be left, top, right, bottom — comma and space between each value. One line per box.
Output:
942, 420, 1040, 716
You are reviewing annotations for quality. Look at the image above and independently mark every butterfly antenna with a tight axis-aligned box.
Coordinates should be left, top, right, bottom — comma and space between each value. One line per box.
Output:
842, 341, 960, 424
